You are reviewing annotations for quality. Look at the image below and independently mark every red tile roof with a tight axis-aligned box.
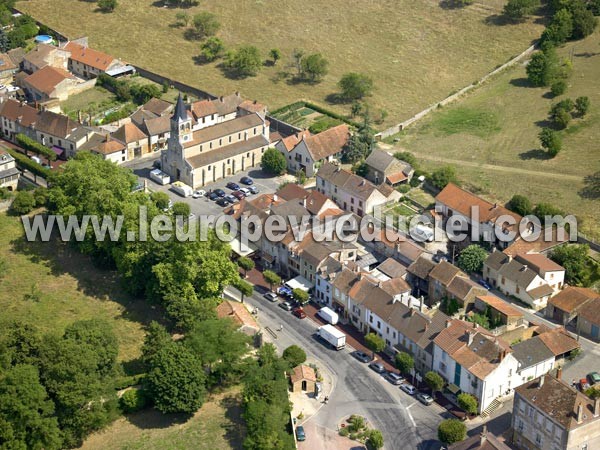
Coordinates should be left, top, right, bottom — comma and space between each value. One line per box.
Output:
476, 295, 523, 317
23, 66, 74, 96
548, 286, 599, 314
515, 252, 564, 273
304, 124, 349, 161
536, 327, 580, 356
64, 41, 116, 71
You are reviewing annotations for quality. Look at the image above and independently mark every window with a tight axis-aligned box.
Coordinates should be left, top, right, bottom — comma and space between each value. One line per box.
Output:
517, 419, 524, 432
351, 198, 354, 204
219, 139, 222, 146
501, 277, 505, 284
386, 327, 389, 334
516, 286, 520, 294
440, 362, 447, 373
535, 434, 542, 446
369, 316, 373, 323
377, 321, 381, 329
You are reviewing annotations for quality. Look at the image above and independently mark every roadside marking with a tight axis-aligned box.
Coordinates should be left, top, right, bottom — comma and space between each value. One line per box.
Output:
406, 409, 416, 427
406, 401, 417, 409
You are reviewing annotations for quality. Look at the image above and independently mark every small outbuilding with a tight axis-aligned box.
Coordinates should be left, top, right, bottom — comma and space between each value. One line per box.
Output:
290, 364, 317, 393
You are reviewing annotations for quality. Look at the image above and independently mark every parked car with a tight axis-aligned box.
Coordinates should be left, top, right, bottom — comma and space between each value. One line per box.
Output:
248, 185, 259, 194
384, 372, 405, 385
216, 198, 230, 207
292, 307, 307, 319
239, 187, 250, 196
369, 362, 386, 374
152, 159, 161, 169
588, 372, 600, 385
240, 176, 253, 185
353, 351, 371, 363
580, 378, 591, 391
296, 425, 306, 442
477, 278, 493, 290
225, 194, 237, 204
416, 392, 434, 405
232, 190, 246, 200
192, 190, 205, 198
226, 182, 240, 190
213, 188, 226, 197
400, 384, 417, 395
279, 301, 293, 311
263, 292, 278, 302
277, 286, 293, 298
208, 192, 219, 201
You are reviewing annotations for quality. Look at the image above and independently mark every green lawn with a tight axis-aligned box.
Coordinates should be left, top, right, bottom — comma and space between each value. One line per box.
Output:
17, 0, 542, 127
390, 31, 600, 239
81, 389, 244, 450
0, 212, 150, 362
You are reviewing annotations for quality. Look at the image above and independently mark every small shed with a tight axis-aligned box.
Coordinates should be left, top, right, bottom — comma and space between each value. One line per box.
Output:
290, 365, 317, 393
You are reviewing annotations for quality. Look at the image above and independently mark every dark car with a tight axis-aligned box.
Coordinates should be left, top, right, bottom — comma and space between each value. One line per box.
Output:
240, 176, 253, 185
588, 372, 600, 385
296, 425, 306, 442
208, 192, 219, 201
416, 392, 434, 405
226, 182, 240, 190
369, 362, 386, 374
279, 301, 293, 311
216, 198, 230, 207
232, 190, 246, 200
214, 188, 226, 197
384, 372, 405, 385
292, 307, 307, 319
248, 185, 259, 194
225, 194, 237, 204
478, 278, 492, 290
353, 351, 371, 363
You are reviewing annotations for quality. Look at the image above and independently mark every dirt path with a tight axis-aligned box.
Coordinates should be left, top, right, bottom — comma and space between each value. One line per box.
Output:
407, 153, 583, 182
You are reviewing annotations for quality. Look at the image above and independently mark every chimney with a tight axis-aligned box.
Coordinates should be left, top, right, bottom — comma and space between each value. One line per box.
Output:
520, 264, 528, 272
479, 424, 488, 447
594, 398, 600, 418
577, 403, 584, 424
302, 198, 307, 207
465, 331, 474, 346
539, 375, 545, 388
493, 203, 498, 209
499, 349, 506, 362
424, 322, 429, 331
235, 91, 240, 97
419, 296, 424, 312
507, 255, 512, 262
473, 322, 478, 329
446, 319, 452, 328
556, 367, 562, 380
273, 194, 278, 202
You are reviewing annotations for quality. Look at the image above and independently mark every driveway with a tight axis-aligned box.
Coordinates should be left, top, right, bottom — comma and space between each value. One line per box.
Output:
244, 291, 445, 450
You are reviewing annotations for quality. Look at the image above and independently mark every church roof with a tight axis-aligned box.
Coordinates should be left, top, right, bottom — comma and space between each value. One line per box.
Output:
172, 93, 188, 122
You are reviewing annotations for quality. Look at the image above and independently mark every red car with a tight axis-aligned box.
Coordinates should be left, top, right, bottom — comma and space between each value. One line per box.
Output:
292, 307, 306, 319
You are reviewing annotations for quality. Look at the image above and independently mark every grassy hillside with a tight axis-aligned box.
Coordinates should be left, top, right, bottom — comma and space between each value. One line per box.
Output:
391, 31, 600, 239
0, 212, 149, 362
17, 0, 542, 126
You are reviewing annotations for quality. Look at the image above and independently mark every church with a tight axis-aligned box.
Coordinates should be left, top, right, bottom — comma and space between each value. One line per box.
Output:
161, 93, 270, 188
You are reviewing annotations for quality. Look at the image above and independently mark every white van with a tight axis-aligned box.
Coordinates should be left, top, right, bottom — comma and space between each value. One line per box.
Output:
171, 181, 193, 197
149, 168, 170, 185
410, 224, 434, 242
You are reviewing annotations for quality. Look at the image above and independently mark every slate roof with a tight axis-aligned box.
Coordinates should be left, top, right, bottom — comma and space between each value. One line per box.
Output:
548, 286, 599, 314
511, 336, 555, 370
516, 375, 599, 430
172, 93, 188, 122
365, 148, 397, 172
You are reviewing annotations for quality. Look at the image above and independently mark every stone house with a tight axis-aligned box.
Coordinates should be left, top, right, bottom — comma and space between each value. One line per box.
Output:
290, 365, 316, 393
364, 148, 413, 186
544, 286, 598, 327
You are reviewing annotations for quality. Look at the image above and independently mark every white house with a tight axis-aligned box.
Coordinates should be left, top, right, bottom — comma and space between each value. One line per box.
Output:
511, 336, 556, 385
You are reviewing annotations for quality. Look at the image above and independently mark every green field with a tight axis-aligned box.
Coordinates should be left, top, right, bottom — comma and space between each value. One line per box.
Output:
0, 212, 149, 362
81, 389, 244, 450
390, 31, 600, 239
17, 0, 542, 127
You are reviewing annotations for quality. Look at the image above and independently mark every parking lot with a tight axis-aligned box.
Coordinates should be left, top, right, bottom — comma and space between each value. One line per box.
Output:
126, 156, 292, 218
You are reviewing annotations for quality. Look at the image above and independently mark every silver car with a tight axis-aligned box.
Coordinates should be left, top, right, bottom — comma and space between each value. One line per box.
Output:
400, 384, 417, 395
263, 292, 278, 302
416, 392, 434, 405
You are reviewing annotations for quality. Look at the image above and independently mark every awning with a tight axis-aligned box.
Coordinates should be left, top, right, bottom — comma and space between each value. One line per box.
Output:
105, 65, 136, 77
229, 237, 258, 257
447, 384, 461, 395
51, 146, 64, 156
285, 275, 312, 292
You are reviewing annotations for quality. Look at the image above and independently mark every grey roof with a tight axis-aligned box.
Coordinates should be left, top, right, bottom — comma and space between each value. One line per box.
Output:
0, 166, 20, 180
35, 110, 80, 139
365, 149, 396, 172
172, 93, 188, 122
498, 259, 538, 289
317, 162, 382, 201
407, 256, 436, 280
512, 336, 555, 370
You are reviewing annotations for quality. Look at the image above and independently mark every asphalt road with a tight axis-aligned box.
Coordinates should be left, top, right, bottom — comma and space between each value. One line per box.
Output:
243, 292, 445, 450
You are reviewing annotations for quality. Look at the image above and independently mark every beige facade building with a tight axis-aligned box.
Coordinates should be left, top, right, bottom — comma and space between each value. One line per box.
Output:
0, 149, 20, 190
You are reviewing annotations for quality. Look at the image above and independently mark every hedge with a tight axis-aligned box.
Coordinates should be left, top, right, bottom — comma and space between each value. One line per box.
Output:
3, 147, 51, 180
15, 133, 57, 161
270, 100, 363, 130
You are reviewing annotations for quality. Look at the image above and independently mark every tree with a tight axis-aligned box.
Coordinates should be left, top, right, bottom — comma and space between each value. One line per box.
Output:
300, 53, 328, 81
351, 101, 363, 117
292, 48, 305, 75
503, 0, 539, 21
199, 36, 225, 62
282, 345, 307, 368
269, 48, 281, 65
145, 340, 206, 413
457, 393, 478, 414
338, 72, 374, 101
539, 128, 562, 157
424, 371, 444, 394
130, 83, 162, 105
292, 288, 309, 305
438, 419, 467, 444
507, 194, 533, 216
533, 202, 564, 219
151, 191, 171, 210
457, 245, 488, 273
234, 278, 253, 303
552, 107, 571, 130
33, 187, 48, 207
526, 48, 563, 87
225, 45, 262, 77
10, 190, 36, 215
261, 148, 287, 175
191, 12, 220, 40
541, 9, 573, 47
550, 244, 597, 287
237, 256, 255, 277
570, 0, 597, 39
364, 333, 385, 359
119, 389, 147, 413
342, 114, 374, 163
575, 96, 590, 117
175, 12, 190, 27
141, 321, 172, 369
97, 0, 118, 12
581, 171, 600, 199
63, 319, 119, 377
262, 270, 281, 291
430, 166, 458, 190
366, 429, 384, 450
0, 365, 62, 450
395, 352, 414, 375
551, 79, 567, 96
172, 201, 191, 218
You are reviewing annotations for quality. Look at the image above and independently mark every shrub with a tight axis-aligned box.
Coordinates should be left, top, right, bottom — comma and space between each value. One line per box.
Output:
16, 133, 56, 161
429, 166, 458, 190
191, 12, 220, 40
282, 345, 307, 368
397, 184, 411, 194
3, 148, 51, 180
338, 73, 374, 101
457, 393, 478, 414
366, 429, 384, 450
339, 427, 349, 437
438, 419, 467, 444
507, 194, 533, 216
261, 148, 287, 175
575, 96, 590, 117
225, 45, 262, 78
120, 388, 147, 413
199, 36, 225, 62
97, 0, 118, 12
11, 191, 36, 215
539, 128, 562, 157
551, 80, 567, 96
